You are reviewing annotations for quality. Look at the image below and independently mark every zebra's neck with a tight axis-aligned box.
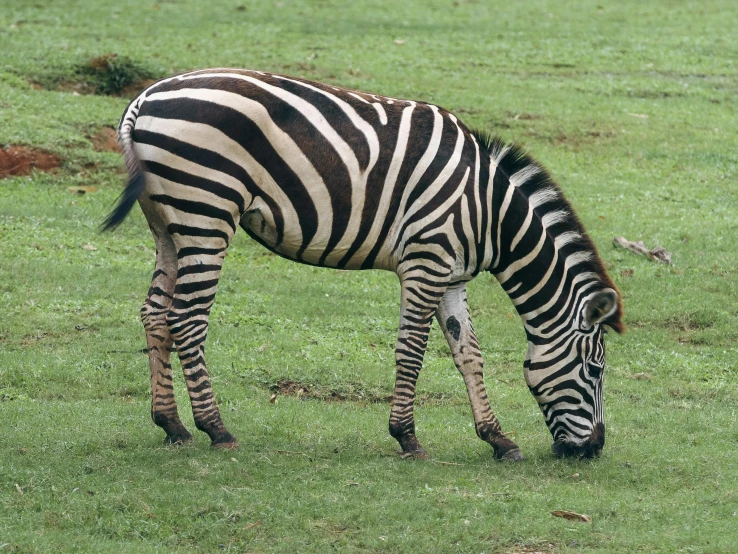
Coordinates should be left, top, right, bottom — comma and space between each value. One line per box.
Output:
476, 135, 620, 339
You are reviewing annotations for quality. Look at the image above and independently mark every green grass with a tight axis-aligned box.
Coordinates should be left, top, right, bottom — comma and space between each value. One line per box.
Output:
1, 0, 737, 552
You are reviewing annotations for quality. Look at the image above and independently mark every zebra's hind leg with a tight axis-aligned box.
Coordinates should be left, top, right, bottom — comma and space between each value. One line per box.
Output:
436, 284, 524, 461
142, 227, 192, 445
167, 239, 237, 449
388, 274, 446, 458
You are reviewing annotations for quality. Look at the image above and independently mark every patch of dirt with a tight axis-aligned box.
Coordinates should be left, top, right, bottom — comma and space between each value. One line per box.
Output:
77, 53, 156, 96
270, 379, 391, 403
54, 80, 97, 95
0, 146, 61, 178
269, 379, 459, 406
89, 127, 120, 153
33, 53, 160, 97
119, 78, 157, 98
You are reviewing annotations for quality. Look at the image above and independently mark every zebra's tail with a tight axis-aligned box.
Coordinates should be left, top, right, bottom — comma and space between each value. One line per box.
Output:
101, 100, 146, 231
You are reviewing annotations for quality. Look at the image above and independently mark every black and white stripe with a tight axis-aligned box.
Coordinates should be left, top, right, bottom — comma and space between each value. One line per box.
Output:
105, 68, 623, 459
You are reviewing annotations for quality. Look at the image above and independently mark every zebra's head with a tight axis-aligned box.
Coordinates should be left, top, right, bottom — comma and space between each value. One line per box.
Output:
524, 287, 620, 458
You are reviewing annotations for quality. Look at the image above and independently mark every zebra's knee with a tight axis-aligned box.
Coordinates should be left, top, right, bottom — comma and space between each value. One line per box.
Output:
165, 308, 189, 339
141, 299, 168, 333
166, 309, 209, 355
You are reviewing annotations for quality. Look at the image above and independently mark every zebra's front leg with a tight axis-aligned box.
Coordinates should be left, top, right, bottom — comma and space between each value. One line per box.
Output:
167, 246, 237, 449
388, 277, 444, 458
436, 284, 524, 461
142, 238, 192, 445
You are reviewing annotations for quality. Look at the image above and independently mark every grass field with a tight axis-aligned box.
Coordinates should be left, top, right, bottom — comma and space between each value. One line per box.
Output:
1, 0, 737, 552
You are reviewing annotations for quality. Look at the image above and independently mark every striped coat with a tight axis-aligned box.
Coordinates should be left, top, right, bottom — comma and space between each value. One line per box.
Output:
106, 69, 623, 460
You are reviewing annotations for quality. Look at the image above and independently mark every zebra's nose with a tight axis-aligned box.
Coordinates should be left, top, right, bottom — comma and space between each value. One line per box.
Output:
551, 423, 606, 458
587, 422, 606, 456
590, 423, 605, 446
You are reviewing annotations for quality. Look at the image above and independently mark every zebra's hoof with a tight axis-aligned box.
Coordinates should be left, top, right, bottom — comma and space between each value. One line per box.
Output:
398, 448, 428, 460
499, 448, 525, 462
211, 432, 239, 449
164, 430, 193, 445
492, 436, 524, 461
394, 433, 427, 459
212, 439, 239, 450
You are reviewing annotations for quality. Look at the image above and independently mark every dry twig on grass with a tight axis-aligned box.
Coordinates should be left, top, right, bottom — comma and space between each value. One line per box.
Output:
551, 510, 592, 523
613, 236, 672, 265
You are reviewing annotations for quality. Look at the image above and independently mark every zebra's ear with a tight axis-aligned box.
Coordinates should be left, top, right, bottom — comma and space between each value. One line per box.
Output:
582, 288, 619, 329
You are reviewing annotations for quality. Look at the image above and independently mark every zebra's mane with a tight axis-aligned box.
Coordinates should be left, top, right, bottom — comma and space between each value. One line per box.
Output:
472, 131, 625, 333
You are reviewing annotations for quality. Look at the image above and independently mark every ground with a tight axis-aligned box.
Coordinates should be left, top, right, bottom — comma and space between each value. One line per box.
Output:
0, 1, 737, 552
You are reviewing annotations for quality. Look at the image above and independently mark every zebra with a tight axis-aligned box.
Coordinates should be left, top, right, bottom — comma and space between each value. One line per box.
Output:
104, 68, 624, 461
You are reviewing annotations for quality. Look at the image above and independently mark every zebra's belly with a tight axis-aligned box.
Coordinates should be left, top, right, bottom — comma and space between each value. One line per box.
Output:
240, 202, 389, 271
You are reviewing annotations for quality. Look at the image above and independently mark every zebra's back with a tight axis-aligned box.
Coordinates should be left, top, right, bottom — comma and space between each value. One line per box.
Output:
128, 69, 481, 275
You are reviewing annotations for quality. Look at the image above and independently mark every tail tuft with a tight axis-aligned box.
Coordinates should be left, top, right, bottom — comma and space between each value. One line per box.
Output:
101, 96, 145, 232
100, 171, 146, 231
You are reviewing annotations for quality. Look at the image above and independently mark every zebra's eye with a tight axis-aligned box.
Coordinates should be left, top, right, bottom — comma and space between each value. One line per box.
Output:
587, 363, 603, 379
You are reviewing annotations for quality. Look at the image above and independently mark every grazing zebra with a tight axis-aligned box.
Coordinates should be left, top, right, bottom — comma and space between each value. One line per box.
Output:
104, 68, 624, 460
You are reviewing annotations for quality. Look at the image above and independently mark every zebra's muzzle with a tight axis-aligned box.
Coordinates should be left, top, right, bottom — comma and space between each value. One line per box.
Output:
551, 423, 605, 458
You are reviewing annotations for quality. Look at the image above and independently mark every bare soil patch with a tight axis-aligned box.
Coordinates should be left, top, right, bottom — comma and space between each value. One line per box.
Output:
33, 53, 160, 97
270, 379, 390, 403
89, 127, 120, 153
119, 78, 157, 98
0, 146, 61, 178
269, 378, 456, 406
